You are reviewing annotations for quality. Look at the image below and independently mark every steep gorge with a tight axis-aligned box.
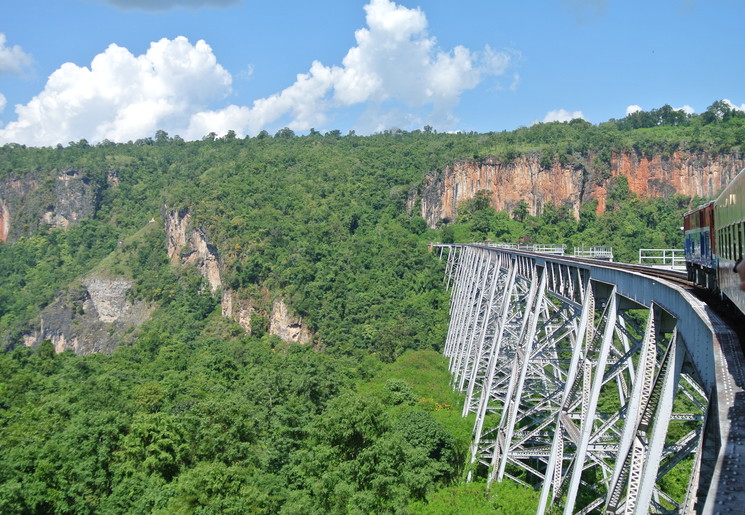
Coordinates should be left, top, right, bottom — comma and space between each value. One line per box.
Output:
3, 146, 742, 355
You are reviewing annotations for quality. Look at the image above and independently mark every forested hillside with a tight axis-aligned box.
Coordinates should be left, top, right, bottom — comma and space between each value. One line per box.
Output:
0, 103, 743, 513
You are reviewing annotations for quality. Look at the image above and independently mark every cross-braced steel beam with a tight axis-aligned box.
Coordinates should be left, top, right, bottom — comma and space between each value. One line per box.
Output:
437, 244, 712, 514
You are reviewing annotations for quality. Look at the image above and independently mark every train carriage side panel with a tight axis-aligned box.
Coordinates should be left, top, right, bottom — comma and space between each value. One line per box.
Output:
684, 201, 716, 288
715, 167, 745, 314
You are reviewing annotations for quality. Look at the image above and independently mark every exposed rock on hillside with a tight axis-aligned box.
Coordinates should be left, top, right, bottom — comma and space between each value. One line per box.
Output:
416, 152, 745, 227
221, 288, 313, 344
221, 289, 256, 333
42, 170, 99, 230
270, 299, 312, 344
24, 277, 151, 354
162, 204, 222, 292
163, 204, 313, 343
0, 199, 9, 242
0, 170, 101, 240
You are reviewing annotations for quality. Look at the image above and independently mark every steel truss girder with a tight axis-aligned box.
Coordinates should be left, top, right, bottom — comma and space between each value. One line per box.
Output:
439, 246, 708, 515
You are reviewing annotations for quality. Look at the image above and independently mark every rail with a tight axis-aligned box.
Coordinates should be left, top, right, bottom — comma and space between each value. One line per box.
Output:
573, 245, 613, 260
483, 242, 566, 255
638, 248, 685, 269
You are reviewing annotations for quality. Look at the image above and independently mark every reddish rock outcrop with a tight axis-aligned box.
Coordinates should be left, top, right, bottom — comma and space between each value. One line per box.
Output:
417, 152, 745, 227
0, 199, 9, 242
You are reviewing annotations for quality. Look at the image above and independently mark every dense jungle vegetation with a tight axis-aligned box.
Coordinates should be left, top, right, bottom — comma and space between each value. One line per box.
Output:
0, 102, 743, 513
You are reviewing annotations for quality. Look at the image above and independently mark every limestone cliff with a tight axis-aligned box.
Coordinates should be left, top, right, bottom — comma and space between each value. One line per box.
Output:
43, 171, 98, 229
270, 299, 312, 344
221, 289, 256, 333
0, 199, 9, 242
163, 204, 313, 344
417, 151, 745, 227
24, 278, 151, 354
221, 289, 312, 344
162, 204, 222, 292
0, 169, 102, 241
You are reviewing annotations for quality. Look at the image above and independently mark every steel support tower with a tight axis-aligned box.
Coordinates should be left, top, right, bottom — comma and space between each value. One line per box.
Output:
438, 244, 745, 514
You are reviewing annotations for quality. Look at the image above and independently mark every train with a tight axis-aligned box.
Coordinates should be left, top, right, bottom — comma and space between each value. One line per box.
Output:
684, 167, 745, 314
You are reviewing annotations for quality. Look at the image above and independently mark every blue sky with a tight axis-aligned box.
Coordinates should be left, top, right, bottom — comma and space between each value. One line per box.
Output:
0, 0, 743, 146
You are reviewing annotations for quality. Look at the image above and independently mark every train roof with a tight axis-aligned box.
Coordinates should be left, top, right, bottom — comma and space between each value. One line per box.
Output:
684, 200, 715, 218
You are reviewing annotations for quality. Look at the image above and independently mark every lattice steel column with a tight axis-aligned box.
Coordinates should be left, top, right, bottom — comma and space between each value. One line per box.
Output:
462, 255, 515, 417
437, 245, 709, 515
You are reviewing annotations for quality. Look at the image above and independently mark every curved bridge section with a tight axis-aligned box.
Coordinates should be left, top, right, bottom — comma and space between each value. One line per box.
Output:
437, 244, 745, 514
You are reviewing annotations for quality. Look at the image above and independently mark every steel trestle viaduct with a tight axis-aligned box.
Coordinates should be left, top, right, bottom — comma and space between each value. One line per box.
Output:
436, 243, 745, 514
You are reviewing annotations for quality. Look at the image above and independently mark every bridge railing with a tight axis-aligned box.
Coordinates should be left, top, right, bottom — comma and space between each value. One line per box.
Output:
573, 245, 613, 260
483, 242, 566, 255
638, 248, 685, 269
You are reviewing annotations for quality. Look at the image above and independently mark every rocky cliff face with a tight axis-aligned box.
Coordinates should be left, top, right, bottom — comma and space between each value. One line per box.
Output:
163, 204, 313, 344
42, 170, 98, 230
417, 151, 745, 227
221, 289, 312, 344
25, 278, 151, 354
0, 170, 102, 241
270, 299, 312, 344
0, 199, 9, 242
221, 289, 256, 333
163, 205, 222, 292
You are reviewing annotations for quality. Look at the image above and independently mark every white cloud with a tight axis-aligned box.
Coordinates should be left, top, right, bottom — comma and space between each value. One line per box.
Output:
99, 0, 239, 11
0, 37, 231, 146
627, 104, 696, 116
542, 109, 585, 123
675, 104, 695, 115
724, 99, 745, 112
187, 0, 513, 137
0, 93, 6, 114
626, 104, 643, 116
1, 0, 514, 145
0, 33, 33, 76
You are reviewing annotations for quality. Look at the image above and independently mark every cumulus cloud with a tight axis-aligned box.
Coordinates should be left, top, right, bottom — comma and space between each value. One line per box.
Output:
675, 104, 695, 115
0, 0, 513, 145
626, 104, 696, 116
724, 99, 745, 112
626, 104, 643, 116
542, 109, 585, 123
97, 0, 239, 11
0, 33, 33, 76
0, 37, 230, 146
187, 0, 514, 138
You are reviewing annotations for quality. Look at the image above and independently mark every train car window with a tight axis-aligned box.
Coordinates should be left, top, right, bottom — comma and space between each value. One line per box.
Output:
730, 226, 735, 260
734, 225, 739, 261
